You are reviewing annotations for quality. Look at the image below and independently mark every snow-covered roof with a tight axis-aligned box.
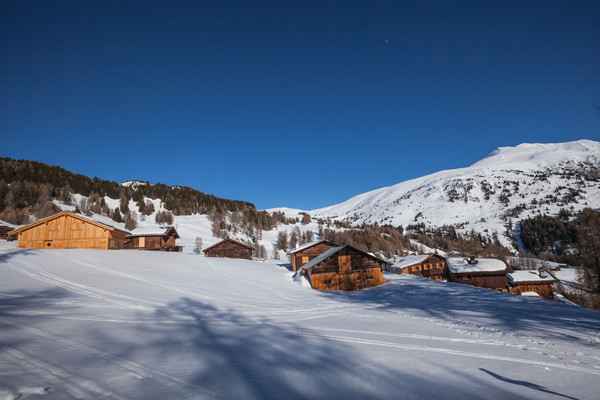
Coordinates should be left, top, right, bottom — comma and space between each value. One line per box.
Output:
287, 240, 336, 255
0, 219, 20, 229
126, 226, 178, 238
521, 291, 541, 297
507, 270, 557, 284
390, 254, 432, 270
446, 257, 508, 274
299, 246, 346, 272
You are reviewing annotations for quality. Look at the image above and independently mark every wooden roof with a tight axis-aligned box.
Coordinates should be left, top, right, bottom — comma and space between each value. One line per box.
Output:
8, 211, 129, 235
202, 238, 254, 252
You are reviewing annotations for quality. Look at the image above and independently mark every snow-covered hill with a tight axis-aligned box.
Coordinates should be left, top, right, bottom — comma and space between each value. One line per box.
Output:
1, 241, 599, 399
311, 140, 600, 248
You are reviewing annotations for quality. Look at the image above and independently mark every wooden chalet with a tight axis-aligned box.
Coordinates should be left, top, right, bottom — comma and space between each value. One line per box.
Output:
203, 238, 253, 260
8, 211, 128, 250
507, 270, 557, 299
446, 257, 511, 292
288, 240, 338, 272
124, 226, 183, 252
389, 253, 447, 281
0, 224, 17, 240
297, 245, 386, 291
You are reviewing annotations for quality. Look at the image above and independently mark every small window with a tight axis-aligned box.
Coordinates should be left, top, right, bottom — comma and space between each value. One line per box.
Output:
366, 275, 373, 280
324, 279, 332, 284
302, 256, 309, 264
425, 263, 432, 270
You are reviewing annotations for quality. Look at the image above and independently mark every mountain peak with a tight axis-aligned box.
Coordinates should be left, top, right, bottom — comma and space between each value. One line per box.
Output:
471, 139, 600, 170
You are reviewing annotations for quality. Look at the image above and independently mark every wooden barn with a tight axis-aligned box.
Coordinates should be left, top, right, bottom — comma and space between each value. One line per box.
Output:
203, 238, 253, 260
124, 226, 183, 252
389, 253, 447, 281
297, 245, 386, 291
288, 240, 338, 272
446, 257, 511, 292
8, 211, 128, 250
507, 270, 557, 299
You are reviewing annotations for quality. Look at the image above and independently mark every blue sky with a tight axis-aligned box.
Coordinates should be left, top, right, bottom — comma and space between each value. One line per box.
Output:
1, 1, 599, 210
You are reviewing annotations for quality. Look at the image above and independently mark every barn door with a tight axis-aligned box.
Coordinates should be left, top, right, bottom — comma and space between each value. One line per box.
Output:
339, 255, 351, 272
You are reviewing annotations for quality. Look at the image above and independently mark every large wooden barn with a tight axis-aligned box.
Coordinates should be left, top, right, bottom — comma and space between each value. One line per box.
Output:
288, 240, 338, 272
8, 211, 128, 250
446, 257, 511, 292
507, 270, 557, 299
297, 245, 386, 291
203, 238, 253, 260
124, 226, 183, 252
389, 253, 447, 281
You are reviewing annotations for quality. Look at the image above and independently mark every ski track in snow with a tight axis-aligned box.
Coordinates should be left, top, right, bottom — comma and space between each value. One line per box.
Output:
2, 244, 600, 399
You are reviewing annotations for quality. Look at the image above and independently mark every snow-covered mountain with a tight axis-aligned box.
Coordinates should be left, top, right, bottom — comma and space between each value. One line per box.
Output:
311, 140, 600, 248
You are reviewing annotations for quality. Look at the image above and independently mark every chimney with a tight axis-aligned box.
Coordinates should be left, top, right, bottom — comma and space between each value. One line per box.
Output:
466, 256, 478, 265
539, 270, 547, 278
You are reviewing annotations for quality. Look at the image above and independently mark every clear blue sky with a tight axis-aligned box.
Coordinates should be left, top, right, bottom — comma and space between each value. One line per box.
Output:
1, 1, 599, 210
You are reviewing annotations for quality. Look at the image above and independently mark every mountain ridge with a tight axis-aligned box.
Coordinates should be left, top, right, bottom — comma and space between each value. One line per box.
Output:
310, 139, 600, 248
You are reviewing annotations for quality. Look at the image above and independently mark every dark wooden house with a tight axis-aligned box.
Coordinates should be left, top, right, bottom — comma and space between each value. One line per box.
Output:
446, 257, 511, 292
203, 238, 253, 260
288, 240, 338, 272
298, 245, 386, 291
0, 224, 17, 240
124, 226, 183, 252
8, 211, 128, 250
389, 253, 447, 281
507, 270, 557, 299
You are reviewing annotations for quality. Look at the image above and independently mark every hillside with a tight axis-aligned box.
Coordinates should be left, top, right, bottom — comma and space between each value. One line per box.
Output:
311, 140, 600, 249
1, 241, 599, 399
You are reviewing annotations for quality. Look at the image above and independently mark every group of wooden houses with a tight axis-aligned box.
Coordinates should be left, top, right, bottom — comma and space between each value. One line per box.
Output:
3, 211, 560, 297
386, 253, 559, 300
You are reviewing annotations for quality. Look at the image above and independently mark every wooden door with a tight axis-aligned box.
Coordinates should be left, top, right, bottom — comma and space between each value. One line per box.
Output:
339, 255, 351, 272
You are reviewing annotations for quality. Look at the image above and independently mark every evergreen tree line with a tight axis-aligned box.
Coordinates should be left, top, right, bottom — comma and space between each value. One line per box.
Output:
0, 158, 254, 224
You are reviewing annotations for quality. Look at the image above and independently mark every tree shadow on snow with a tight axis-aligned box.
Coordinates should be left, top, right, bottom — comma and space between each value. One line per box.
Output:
319, 276, 600, 345
116, 297, 526, 400
480, 368, 578, 400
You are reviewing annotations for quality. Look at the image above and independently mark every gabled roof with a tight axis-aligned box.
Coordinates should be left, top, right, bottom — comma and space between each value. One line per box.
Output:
298, 245, 386, 272
126, 226, 180, 239
390, 254, 438, 269
507, 270, 557, 284
287, 240, 338, 255
446, 257, 509, 274
202, 238, 253, 252
8, 211, 129, 235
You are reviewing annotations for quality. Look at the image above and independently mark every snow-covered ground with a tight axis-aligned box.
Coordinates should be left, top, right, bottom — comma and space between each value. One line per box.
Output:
1, 241, 599, 399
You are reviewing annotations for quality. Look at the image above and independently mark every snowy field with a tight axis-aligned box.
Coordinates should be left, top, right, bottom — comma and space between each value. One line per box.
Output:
1, 241, 600, 400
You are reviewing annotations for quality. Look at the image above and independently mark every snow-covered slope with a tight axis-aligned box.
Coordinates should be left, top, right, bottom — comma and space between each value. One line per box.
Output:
311, 140, 600, 248
1, 241, 599, 399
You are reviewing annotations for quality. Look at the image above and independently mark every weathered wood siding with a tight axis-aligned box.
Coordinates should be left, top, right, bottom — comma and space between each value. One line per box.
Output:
306, 247, 385, 291
126, 230, 181, 251
205, 240, 252, 260
396, 254, 447, 281
0, 226, 13, 239
291, 242, 337, 272
509, 283, 554, 298
448, 272, 508, 291
15, 214, 125, 250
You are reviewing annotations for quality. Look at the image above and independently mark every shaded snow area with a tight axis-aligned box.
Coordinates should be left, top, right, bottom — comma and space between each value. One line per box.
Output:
1, 242, 600, 399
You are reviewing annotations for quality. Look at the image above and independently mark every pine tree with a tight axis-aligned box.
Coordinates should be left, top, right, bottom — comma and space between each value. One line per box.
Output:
112, 207, 122, 223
